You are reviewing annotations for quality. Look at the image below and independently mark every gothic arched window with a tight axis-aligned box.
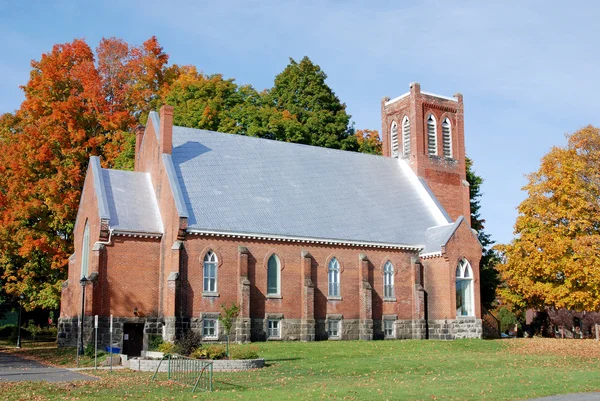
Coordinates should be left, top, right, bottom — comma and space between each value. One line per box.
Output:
402, 116, 411, 158
456, 259, 474, 317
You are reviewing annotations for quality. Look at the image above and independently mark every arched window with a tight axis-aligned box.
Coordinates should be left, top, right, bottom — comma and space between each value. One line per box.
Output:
402, 116, 411, 158
267, 254, 281, 295
390, 121, 399, 158
442, 117, 452, 158
81, 222, 90, 278
383, 261, 394, 299
203, 251, 218, 293
328, 258, 340, 297
456, 259, 474, 317
427, 114, 437, 156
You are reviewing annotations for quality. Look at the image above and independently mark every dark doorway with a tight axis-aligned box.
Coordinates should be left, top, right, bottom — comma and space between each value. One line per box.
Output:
122, 323, 144, 357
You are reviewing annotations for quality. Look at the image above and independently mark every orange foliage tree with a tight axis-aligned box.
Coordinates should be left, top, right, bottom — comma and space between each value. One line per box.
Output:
497, 126, 600, 311
0, 37, 175, 309
355, 129, 382, 155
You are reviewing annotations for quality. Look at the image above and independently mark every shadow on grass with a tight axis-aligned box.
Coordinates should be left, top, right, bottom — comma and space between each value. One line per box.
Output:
214, 379, 248, 390
264, 357, 302, 362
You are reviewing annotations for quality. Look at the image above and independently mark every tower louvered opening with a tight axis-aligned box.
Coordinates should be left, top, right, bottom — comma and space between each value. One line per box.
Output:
442, 118, 452, 158
402, 116, 410, 158
390, 121, 399, 158
427, 114, 437, 156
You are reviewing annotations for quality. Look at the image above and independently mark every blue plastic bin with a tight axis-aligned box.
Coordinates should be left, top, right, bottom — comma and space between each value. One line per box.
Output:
104, 346, 121, 353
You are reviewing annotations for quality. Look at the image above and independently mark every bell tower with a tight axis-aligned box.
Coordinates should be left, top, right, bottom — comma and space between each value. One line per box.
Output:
381, 82, 471, 225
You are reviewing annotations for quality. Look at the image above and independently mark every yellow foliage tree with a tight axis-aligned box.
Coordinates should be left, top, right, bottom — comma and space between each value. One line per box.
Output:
497, 126, 600, 311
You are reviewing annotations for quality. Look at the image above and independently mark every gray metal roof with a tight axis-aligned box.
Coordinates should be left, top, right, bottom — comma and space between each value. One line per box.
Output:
171, 127, 448, 246
101, 169, 163, 234
422, 217, 464, 254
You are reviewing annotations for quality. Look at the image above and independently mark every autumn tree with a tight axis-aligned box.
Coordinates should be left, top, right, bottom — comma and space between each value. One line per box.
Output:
355, 129, 382, 155
466, 158, 500, 310
497, 126, 600, 311
0, 37, 174, 309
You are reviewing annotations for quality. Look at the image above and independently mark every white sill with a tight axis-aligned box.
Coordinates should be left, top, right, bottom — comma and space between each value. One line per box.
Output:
203, 336, 218, 341
327, 296, 342, 301
202, 292, 220, 298
267, 337, 282, 341
383, 297, 397, 302
456, 315, 476, 319
328, 336, 341, 340
266, 294, 282, 299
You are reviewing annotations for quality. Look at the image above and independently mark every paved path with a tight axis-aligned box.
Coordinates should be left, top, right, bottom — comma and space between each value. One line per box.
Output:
0, 351, 97, 382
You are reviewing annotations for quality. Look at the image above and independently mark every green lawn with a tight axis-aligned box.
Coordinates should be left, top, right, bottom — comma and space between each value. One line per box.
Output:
2, 339, 599, 400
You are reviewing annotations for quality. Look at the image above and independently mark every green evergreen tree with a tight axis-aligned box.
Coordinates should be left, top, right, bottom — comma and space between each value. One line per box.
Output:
466, 157, 501, 310
267, 56, 358, 150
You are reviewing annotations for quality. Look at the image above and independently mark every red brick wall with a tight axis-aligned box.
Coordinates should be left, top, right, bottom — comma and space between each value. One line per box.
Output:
422, 219, 482, 320
182, 236, 417, 321
93, 237, 161, 317
60, 164, 102, 318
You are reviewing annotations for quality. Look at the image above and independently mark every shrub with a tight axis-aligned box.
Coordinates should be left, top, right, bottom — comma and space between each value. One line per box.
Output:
148, 334, 164, 351
229, 344, 259, 360
497, 306, 521, 333
84, 342, 96, 358
175, 330, 202, 356
158, 341, 177, 354
0, 324, 16, 337
204, 344, 227, 360
190, 347, 209, 359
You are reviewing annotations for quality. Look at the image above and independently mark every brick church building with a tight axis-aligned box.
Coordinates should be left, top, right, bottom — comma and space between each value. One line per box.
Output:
58, 83, 482, 354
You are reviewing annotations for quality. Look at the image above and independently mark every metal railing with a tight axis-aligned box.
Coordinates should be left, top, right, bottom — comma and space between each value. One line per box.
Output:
152, 354, 213, 393
482, 307, 501, 338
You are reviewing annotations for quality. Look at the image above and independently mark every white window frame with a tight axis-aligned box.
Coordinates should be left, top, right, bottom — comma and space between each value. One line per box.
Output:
383, 261, 394, 300
203, 318, 218, 339
327, 320, 340, 339
328, 258, 341, 298
390, 121, 399, 158
442, 117, 452, 158
203, 251, 218, 293
427, 114, 438, 156
267, 319, 280, 339
402, 116, 411, 158
267, 254, 281, 296
81, 222, 90, 279
455, 259, 475, 317
383, 319, 395, 338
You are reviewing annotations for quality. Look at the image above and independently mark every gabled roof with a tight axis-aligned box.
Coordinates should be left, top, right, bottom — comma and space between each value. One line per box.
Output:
101, 169, 163, 234
421, 216, 465, 256
87, 156, 163, 235
170, 127, 450, 247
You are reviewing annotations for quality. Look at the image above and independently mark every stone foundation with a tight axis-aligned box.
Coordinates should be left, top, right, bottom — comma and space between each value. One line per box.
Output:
428, 318, 482, 339
58, 316, 165, 350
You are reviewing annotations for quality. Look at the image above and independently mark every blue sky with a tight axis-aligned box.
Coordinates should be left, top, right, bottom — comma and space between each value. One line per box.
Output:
1, 0, 599, 245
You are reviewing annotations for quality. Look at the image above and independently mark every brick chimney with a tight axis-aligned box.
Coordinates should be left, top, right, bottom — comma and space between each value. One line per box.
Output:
159, 105, 174, 155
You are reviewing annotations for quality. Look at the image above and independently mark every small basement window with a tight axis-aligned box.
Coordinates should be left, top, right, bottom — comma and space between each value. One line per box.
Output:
328, 320, 340, 339
203, 318, 218, 339
267, 319, 280, 339
384, 320, 395, 338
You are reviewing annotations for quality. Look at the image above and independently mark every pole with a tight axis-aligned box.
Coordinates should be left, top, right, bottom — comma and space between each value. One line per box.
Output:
109, 314, 113, 374
94, 315, 98, 371
596, 324, 599, 342
78, 278, 87, 356
76, 315, 80, 367
16, 299, 22, 348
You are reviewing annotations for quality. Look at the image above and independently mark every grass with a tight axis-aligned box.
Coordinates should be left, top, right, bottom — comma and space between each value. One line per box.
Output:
1, 339, 600, 400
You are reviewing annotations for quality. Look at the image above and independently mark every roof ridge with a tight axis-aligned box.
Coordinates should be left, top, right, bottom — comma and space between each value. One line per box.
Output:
172, 125, 391, 160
